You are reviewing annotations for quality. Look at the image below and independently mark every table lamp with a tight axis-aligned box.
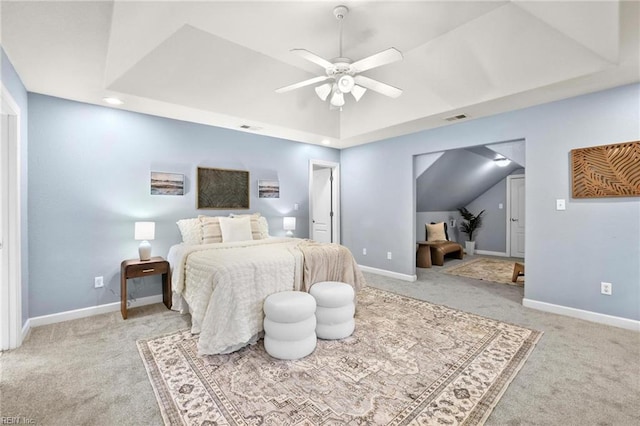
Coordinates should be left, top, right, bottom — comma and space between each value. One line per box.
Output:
134, 221, 155, 261
283, 217, 296, 238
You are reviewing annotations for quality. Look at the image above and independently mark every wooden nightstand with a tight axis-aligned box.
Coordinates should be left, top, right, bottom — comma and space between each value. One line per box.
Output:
120, 256, 171, 319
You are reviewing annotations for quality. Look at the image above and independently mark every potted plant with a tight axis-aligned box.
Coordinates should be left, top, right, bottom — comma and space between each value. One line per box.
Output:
457, 207, 485, 255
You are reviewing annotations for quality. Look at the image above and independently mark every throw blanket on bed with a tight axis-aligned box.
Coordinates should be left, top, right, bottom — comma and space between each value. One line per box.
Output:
169, 238, 366, 355
297, 240, 367, 292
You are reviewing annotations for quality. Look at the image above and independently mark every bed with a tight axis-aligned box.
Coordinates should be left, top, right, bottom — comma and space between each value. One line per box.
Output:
168, 214, 366, 355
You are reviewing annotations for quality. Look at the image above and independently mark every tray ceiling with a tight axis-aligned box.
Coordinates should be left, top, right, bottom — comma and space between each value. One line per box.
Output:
1, 1, 638, 148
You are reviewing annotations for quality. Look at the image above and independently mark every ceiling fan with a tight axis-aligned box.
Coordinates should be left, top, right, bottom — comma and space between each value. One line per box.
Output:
276, 5, 403, 110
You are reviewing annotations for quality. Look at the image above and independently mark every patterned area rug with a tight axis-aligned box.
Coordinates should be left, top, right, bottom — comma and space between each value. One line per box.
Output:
445, 258, 524, 286
138, 287, 540, 425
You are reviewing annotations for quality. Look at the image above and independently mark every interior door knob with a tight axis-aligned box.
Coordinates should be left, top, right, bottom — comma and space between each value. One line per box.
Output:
511, 218, 518, 222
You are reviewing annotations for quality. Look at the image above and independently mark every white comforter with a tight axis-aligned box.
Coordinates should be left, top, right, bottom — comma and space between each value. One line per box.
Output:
168, 238, 305, 355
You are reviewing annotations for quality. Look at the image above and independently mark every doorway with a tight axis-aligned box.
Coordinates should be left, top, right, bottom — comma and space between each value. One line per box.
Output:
309, 160, 340, 244
1, 83, 23, 351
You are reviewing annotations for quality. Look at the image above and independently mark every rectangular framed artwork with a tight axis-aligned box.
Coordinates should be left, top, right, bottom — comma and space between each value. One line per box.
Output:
197, 167, 250, 209
571, 141, 640, 198
258, 180, 280, 198
150, 172, 184, 196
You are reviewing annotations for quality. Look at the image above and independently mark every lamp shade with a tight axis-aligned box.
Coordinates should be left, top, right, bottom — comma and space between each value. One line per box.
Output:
134, 222, 155, 241
283, 217, 296, 231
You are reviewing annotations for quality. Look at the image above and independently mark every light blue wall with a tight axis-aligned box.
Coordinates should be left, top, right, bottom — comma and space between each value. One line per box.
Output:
341, 84, 640, 321
28, 94, 339, 317
465, 168, 525, 253
1, 47, 29, 326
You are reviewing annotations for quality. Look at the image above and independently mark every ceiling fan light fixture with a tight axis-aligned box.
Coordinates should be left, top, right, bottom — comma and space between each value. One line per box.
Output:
351, 85, 366, 102
315, 83, 332, 101
330, 90, 345, 107
337, 75, 355, 93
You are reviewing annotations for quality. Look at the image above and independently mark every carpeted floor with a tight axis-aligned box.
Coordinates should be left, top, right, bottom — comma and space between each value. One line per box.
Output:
1, 256, 639, 425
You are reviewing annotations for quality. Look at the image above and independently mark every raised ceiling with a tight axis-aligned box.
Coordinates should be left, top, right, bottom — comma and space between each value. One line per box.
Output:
1, 1, 638, 148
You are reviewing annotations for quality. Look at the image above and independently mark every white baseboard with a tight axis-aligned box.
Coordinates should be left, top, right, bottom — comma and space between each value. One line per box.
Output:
523, 298, 640, 332
22, 318, 31, 343
474, 250, 509, 257
28, 295, 164, 328
358, 265, 417, 282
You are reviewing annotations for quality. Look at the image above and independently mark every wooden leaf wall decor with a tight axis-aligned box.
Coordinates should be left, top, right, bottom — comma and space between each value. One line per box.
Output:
571, 141, 640, 198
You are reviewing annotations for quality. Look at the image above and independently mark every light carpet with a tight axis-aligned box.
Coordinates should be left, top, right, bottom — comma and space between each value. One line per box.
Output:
444, 258, 524, 286
138, 287, 540, 425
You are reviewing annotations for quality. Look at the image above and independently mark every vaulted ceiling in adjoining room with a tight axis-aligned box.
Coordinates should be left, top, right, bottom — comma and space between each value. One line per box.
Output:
416, 145, 523, 212
1, 1, 638, 148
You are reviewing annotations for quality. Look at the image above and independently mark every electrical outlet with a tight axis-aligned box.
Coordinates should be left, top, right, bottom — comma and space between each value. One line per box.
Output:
600, 282, 612, 295
94, 276, 104, 288
387, 251, 392, 260
362, 248, 367, 255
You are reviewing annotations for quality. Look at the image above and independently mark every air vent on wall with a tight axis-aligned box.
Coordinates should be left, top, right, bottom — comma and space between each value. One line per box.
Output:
444, 114, 468, 122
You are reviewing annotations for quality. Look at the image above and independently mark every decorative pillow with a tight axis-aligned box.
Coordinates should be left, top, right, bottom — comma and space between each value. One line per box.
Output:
426, 222, 448, 242
257, 216, 269, 239
230, 212, 264, 240
199, 216, 223, 244
176, 218, 202, 245
219, 216, 253, 242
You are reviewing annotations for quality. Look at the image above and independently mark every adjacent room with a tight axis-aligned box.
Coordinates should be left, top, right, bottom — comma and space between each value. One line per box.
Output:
1, 1, 639, 425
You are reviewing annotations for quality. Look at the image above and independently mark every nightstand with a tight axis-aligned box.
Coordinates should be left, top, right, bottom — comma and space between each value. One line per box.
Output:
120, 256, 171, 319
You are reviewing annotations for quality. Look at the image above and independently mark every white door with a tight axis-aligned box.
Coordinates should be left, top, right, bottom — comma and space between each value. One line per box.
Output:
509, 176, 525, 258
312, 167, 333, 243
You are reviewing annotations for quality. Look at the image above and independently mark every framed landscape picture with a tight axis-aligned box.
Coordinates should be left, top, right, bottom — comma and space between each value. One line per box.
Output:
197, 167, 250, 209
258, 180, 280, 198
151, 172, 184, 195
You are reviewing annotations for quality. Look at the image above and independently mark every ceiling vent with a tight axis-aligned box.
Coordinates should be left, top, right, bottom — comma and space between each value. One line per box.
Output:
444, 114, 468, 122
239, 124, 262, 131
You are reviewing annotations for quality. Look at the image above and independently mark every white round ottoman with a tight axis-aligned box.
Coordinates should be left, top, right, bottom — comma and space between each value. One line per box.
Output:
309, 281, 355, 340
263, 291, 317, 360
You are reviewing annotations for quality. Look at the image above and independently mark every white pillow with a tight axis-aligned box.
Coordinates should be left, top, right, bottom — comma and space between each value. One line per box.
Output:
229, 212, 264, 240
219, 216, 253, 242
257, 216, 269, 239
176, 218, 202, 244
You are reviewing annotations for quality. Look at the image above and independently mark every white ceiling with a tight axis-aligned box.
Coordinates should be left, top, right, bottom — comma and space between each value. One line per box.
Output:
1, 1, 638, 149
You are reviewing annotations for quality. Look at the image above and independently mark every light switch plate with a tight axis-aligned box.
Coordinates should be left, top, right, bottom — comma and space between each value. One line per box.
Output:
556, 199, 566, 210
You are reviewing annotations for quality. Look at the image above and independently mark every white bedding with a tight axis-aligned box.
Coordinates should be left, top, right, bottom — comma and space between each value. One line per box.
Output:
168, 238, 305, 354
168, 237, 366, 356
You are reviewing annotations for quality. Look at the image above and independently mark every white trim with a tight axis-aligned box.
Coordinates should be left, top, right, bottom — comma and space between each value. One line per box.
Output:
523, 298, 640, 332
0, 83, 22, 351
21, 318, 31, 342
309, 159, 340, 244
506, 174, 525, 257
28, 295, 164, 328
475, 250, 509, 257
358, 264, 417, 282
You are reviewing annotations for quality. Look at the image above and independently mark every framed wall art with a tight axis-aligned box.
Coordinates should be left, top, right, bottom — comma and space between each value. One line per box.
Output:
258, 180, 280, 198
197, 167, 250, 209
571, 141, 640, 198
150, 172, 185, 195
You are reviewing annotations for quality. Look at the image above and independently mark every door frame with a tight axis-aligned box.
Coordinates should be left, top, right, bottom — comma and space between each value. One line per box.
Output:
506, 174, 525, 258
1, 83, 23, 350
309, 159, 340, 244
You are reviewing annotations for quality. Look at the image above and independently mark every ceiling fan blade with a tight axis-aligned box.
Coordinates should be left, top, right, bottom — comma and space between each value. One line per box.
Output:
350, 48, 403, 73
291, 49, 334, 70
354, 75, 402, 98
275, 75, 331, 93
